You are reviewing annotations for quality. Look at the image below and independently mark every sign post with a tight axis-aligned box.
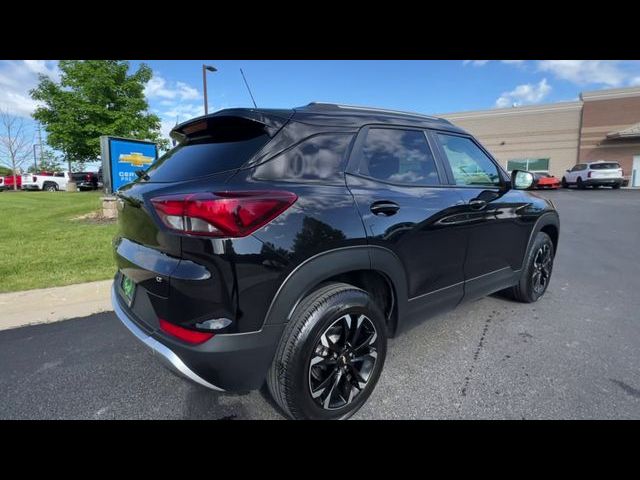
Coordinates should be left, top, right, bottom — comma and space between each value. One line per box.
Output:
100, 136, 158, 195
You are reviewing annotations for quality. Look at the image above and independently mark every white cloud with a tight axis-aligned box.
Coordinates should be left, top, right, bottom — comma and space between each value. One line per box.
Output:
463, 60, 526, 67
23, 60, 61, 81
142, 74, 208, 146
144, 75, 201, 101
537, 60, 627, 87
629, 76, 640, 87
495, 78, 552, 108
463, 60, 490, 66
0, 60, 59, 117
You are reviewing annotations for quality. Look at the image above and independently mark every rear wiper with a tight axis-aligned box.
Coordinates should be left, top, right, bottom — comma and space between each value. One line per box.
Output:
135, 170, 150, 181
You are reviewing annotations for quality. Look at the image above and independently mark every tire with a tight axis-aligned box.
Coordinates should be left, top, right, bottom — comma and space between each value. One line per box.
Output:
43, 182, 58, 192
267, 282, 387, 420
561, 177, 568, 188
510, 232, 555, 303
576, 177, 585, 190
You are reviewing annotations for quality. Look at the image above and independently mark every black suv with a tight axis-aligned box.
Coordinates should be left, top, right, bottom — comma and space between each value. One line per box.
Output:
112, 103, 559, 419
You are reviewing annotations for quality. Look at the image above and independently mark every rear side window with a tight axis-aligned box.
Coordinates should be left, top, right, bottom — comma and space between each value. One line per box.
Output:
436, 133, 501, 187
145, 119, 270, 182
590, 162, 620, 170
253, 133, 353, 183
357, 128, 440, 185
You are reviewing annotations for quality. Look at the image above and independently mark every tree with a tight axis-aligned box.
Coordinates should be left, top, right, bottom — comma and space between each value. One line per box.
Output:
30, 60, 168, 185
0, 110, 33, 190
26, 148, 63, 173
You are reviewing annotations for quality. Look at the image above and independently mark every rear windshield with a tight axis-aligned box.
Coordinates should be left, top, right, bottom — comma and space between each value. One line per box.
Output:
590, 162, 620, 170
144, 119, 271, 182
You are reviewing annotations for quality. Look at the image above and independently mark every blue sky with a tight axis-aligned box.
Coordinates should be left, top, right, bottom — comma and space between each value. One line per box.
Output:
2, 60, 640, 170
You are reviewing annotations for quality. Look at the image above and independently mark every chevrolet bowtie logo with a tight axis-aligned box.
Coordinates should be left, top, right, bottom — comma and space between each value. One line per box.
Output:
118, 152, 154, 167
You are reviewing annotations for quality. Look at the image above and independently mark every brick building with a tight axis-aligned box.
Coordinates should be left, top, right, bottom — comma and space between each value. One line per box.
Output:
440, 86, 640, 186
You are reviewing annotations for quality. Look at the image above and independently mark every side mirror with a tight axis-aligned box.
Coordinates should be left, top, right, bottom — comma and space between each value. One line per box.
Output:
511, 170, 535, 190
566, 169, 570, 173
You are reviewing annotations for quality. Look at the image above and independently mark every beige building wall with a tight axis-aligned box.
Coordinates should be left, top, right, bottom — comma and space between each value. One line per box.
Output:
579, 87, 640, 177
439, 102, 582, 178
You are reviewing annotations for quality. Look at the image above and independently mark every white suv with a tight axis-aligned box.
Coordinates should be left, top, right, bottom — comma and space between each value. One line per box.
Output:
561, 161, 624, 189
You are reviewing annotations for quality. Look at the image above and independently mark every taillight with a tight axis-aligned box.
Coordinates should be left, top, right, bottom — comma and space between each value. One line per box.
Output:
159, 318, 214, 344
150, 191, 298, 237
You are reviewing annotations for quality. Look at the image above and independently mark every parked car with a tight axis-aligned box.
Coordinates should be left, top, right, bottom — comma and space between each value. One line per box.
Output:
111, 104, 560, 420
0, 174, 22, 191
561, 161, 624, 189
22, 171, 70, 191
72, 171, 102, 191
532, 173, 560, 189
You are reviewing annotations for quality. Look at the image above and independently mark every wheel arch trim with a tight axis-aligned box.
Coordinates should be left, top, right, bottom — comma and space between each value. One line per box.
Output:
262, 245, 408, 329
525, 212, 560, 255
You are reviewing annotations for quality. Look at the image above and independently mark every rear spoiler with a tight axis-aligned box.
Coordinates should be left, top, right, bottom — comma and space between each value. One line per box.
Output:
170, 108, 293, 144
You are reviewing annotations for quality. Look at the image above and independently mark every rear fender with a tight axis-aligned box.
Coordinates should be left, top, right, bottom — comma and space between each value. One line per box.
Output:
263, 245, 408, 336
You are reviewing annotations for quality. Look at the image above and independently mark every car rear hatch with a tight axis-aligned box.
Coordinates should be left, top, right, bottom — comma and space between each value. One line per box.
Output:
113, 109, 292, 335
589, 162, 623, 179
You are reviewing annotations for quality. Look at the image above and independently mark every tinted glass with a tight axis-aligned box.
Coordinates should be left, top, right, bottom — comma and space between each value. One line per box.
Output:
590, 162, 620, 170
506, 159, 528, 171
526, 158, 549, 171
358, 128, 440, 185
253, 133, 353, 183
436, 133, 501, 186
145, 130, 270, 182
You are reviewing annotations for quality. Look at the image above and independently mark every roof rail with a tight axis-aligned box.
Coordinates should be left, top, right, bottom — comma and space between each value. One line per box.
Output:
305, 102, 442, 121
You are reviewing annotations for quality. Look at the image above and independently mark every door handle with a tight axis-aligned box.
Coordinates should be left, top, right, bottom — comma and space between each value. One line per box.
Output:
370, 200, 400, 216
468, 199, 487, 210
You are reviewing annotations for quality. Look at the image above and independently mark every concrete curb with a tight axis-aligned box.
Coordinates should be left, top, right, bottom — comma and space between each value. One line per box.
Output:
0, 280, 113, 331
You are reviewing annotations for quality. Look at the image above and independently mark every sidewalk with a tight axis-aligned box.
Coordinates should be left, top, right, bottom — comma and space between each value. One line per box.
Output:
0, 280, 113, 331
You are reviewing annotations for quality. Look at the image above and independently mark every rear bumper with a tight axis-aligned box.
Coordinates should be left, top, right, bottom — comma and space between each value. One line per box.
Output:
112, 285, 224, 391
584, 178, 623, 186
111, 283, 285, 391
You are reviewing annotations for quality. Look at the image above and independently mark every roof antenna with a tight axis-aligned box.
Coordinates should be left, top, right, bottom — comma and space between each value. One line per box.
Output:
240, 68, 258, 108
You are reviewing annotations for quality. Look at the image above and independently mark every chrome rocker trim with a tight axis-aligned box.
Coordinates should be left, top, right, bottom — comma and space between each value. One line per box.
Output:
111, 285, 224, 392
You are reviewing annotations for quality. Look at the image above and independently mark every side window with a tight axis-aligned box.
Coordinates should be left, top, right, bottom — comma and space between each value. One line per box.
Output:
357, 128, 440, 185
253, 133, 353, 182
436, 133, 501, 187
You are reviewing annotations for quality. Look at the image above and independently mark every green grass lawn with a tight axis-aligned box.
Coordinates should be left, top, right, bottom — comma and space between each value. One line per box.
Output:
0, 191, 118, 293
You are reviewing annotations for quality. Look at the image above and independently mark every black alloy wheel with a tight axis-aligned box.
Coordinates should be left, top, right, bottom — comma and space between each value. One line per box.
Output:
531, 242, 553, 296
509, 231, 555, 303
308, 313, 379, 410
267, 282, 387, 420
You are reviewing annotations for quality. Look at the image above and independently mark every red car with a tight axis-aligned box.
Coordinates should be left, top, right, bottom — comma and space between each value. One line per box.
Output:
532, 173, 560, 189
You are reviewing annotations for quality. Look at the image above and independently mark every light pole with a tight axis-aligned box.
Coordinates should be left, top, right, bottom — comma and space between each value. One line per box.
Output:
202, 64, 217, 115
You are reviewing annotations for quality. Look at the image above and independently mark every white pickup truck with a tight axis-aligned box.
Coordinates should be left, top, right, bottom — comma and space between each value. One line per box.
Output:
22, 172, 71, 191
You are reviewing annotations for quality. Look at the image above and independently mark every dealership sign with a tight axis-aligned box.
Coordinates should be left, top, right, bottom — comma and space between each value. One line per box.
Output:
100, 136, 158, 193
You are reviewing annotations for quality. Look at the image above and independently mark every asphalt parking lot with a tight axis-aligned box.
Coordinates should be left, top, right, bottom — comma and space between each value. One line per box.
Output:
1, 188, 639, 419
